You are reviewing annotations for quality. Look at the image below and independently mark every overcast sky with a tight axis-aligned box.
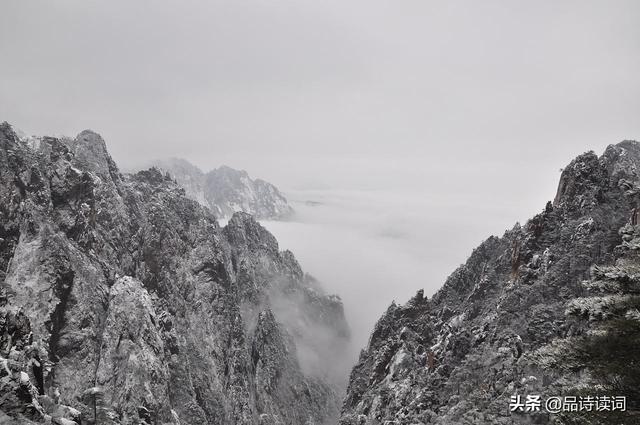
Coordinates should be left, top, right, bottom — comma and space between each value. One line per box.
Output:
1, 0, 638, 208
1, 0, 639, 232
1, 1, 638, 171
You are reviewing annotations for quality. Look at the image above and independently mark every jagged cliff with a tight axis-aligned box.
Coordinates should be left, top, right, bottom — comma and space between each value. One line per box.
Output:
0, 123, 348, 425
151, 158, 293, 220
339, 142, 640, 424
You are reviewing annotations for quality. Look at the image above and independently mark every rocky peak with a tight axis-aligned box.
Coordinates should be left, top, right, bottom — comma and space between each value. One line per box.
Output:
602, 140, 640, 188
554, 141, 640, 211
553, 151, 601, 206
340, 141, 640, 425
224, 212, 280, 254
0, 123, 348, 425
132, 166, 176, 188
214, 164, 249, 178
0, 121, 19, 146
149, 158, 294, 220
63, 130, 120, 183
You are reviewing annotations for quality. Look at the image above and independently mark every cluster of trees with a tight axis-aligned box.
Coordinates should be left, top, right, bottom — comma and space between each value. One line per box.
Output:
546, 223, 640, 424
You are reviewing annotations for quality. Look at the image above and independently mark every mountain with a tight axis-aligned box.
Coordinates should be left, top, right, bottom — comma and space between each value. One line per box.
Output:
151, 158, 293, 220
0, 123, 348, 425
339, 141, 640, 424
5, 122, 637, 425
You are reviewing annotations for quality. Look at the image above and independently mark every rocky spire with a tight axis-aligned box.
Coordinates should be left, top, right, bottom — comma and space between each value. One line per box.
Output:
0, 124, 349, 425
340, 141, 640, 425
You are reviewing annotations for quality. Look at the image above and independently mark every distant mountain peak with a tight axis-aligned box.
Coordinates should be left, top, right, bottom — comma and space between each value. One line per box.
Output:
149, 158, 293, 220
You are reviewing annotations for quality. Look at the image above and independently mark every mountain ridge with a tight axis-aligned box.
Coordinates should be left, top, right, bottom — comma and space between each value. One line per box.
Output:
150, 158, 294, 220
339, 141, 640, 424
3, 121, 638, 424
0, 122, 347, 425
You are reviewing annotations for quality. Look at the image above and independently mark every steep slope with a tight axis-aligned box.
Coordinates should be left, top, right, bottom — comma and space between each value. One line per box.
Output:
340, 141, 640, 424
0, 123, 348, 425
152, 158, 293, 220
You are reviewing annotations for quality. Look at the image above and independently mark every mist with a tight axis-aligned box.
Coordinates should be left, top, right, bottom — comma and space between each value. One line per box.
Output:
261, 154, 564, 352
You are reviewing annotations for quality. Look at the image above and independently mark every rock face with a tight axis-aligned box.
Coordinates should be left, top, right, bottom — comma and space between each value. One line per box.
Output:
151, 158, 293, 220
0, 123, 348, 425
340, 141, 640, 424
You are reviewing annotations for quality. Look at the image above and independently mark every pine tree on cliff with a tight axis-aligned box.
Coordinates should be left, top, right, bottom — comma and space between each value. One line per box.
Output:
537, 215, 640, 424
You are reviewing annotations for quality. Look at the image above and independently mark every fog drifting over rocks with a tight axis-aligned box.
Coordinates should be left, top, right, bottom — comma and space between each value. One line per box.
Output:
261, 156, 562, 353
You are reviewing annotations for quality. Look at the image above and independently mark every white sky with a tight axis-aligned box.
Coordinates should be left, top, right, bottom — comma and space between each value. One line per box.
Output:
1, 1, 638, 172
2, 0, 637, 238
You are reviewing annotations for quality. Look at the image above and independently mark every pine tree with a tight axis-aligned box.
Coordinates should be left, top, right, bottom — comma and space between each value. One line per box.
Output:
536, 221, 640, 424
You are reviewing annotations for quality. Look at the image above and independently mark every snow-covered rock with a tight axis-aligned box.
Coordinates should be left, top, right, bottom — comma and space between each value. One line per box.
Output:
340, 142, 640, 425
0, 122, 346, 425
150, 158, 293, 220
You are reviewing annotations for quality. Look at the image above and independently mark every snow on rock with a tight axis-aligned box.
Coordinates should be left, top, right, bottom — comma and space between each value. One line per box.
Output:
149, 158, 294, 220
340, 140, 640, 425
0, 122, 346, 425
